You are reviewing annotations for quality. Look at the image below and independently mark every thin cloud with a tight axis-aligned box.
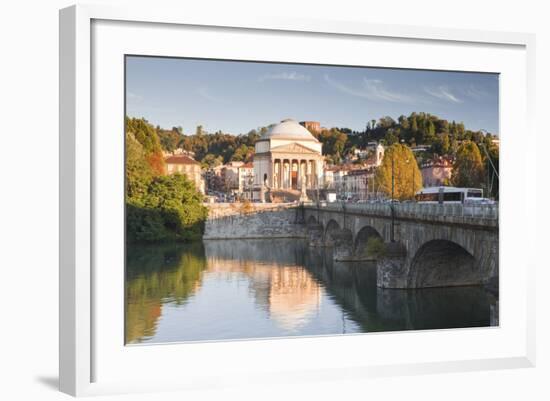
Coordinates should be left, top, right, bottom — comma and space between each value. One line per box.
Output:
127, 92, 143, 102
464, 85, 488, 100
197, 87, 227, 103
258, 72, 311, 82
424, 86, 462, 103
324, 74, 414, 103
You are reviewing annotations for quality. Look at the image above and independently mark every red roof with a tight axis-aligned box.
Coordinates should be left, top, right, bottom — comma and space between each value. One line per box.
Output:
165, 154, 200, 165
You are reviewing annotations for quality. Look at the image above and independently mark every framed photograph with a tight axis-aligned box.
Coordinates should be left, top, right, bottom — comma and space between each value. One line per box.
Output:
59, 4, 536, 396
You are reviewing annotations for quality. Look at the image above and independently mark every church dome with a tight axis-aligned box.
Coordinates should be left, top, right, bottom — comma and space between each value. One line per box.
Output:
261, 119, 319, 142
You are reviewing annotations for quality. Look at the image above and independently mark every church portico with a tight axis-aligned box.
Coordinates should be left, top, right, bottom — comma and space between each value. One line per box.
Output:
267, 156, 320, 190
254, 119, 324, 198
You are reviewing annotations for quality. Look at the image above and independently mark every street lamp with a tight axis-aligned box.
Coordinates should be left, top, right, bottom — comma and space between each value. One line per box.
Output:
405, 158, 415, 200
246, 172, 254, 201
390, 140, 405, 242
478, 129, 500, 198
390, 145, 396, 242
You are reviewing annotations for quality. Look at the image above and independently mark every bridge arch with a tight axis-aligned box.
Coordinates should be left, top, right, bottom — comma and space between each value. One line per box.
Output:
324, 220, 341, 247
324, 219, 354, 260
408, 240, 482, 288
354, 225, 383, 260
306, 215, 319, 227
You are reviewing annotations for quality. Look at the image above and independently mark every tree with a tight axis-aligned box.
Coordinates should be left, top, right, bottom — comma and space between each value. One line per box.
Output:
431, 133, 450, 155
319, 128, 348, 162
398, 115, 409, 130
126, 131, 154, 201
126, 117, 165, 175
452, 140, 485, 188
201, 153, 223, 169
127, 174, 208, 243
383, 130, 398, 145
158, 128, 182, 153
411, 117, 418, 133
126, 117, 207, 243
231, 144, 253, 162
374, 144, 423, 200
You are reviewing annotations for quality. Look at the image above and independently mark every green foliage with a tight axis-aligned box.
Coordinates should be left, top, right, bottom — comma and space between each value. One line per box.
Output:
201, 153, 223, 169
319, 128, 348, 163
126, 117, 163, 155
127, 174, 207, 243
157, 127, 183, 153
431, 133, 451, 155
452, 140, 485, 188
366, 237, 386, 259
374, 144, 423, 200
359, 112, 493, 157
126, 131, 154, 200
126, 117, 207, 243
231, 143, 254, 162
126, 117, 165, 175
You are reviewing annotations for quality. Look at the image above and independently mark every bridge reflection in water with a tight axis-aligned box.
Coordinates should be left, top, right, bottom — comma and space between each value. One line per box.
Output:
125, 239, 496, 344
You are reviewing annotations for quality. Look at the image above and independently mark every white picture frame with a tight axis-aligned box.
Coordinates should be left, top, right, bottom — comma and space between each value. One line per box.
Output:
59, 4, 536, 397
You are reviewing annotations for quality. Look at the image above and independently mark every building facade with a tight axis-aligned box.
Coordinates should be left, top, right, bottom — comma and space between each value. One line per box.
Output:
253, 119, 324, 191
421, 157, 454, 187
343, 168, 375, 200
164, 153, 205, 193
220, 161, 243, 193
238, 162, 254, 198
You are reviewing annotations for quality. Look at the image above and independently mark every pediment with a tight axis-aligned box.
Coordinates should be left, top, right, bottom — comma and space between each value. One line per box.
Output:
270, 142, 319, 154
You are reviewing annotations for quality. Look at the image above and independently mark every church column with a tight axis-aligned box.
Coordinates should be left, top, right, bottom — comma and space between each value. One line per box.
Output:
314, 160, 320, 188
275, 159, 281, 189
298, 160, 303, 189
284, 159, 289, 189
279, 159, 284, 189
277, 159, 282, 189
288, 160, 292, 189
304, 159, 311, 189
296, 160, 301, 190
272, 159, 277, 188
303, 159, 308, 189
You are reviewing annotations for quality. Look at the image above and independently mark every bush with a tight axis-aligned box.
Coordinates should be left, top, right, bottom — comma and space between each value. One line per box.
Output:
366, 237, 386, 259
126, 174, 208, 243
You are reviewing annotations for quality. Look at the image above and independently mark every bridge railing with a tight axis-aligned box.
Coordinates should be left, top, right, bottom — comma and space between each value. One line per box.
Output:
305, 201, 498, 221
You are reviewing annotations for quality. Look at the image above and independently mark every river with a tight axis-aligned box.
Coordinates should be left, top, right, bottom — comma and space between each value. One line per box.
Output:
125, 238, 497, 344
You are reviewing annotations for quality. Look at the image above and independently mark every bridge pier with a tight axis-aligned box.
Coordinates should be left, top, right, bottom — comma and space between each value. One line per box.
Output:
376, 242, 408, 288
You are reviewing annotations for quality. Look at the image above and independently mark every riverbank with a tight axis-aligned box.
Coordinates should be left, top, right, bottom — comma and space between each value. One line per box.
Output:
203, 203, 306, 239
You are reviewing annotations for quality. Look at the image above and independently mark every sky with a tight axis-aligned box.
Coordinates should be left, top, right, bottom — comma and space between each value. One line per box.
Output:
126, 56, 499, 136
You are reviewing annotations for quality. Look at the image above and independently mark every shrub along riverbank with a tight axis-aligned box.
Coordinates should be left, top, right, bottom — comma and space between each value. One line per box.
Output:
126, 117, 207, 243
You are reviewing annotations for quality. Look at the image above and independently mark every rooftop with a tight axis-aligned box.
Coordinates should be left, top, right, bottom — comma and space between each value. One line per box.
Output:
165, 154, 200, 165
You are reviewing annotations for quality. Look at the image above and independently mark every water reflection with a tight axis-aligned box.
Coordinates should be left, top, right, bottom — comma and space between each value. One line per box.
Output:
126, 239, 496, 344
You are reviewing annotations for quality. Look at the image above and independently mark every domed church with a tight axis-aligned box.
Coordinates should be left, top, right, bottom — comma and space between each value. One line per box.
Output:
253, 119, 324, 196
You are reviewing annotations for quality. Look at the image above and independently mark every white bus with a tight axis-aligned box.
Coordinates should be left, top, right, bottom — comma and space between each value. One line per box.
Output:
415, 186, 483, 204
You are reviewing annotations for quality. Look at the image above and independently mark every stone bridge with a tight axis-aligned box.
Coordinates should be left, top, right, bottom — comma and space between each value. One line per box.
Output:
302, 202, 498, 289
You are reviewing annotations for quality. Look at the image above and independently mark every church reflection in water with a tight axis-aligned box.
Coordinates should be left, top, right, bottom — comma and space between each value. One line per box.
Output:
125, 239, 496, 344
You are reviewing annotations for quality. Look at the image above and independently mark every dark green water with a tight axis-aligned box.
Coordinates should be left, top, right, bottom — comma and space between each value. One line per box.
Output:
125, 238, 497, 344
